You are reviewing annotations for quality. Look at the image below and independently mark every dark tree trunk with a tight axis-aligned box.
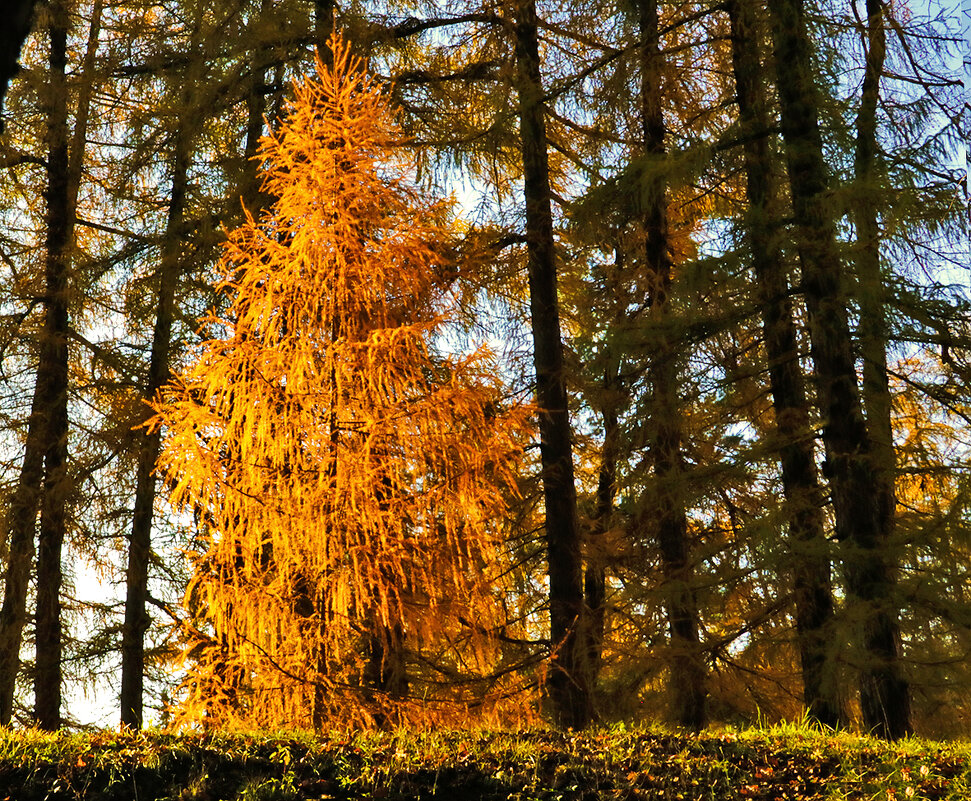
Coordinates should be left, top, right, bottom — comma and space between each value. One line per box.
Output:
120, 1, 205, 727
585, 250, 627, 691
315, 0, 334, 62
241, 4, 272, 215
512, 0, 592, 730
634, 0, 707, 732
851, 0, 911, 738
0, 0, 39, 132
767, 0, 910, 739
585, 370, 618, 687
1, 0, 99, 728
0, 388, 44, 725
365, 615, 408, 700
726, 0, 842, 728
34, 0, 72, 730
119, 128, 190, 728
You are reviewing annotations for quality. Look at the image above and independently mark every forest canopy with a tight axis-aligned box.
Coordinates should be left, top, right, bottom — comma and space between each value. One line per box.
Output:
0, 0, 966, 741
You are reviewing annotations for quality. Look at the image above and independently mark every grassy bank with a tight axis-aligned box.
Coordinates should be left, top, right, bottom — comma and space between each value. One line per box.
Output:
0, 724, 968, 800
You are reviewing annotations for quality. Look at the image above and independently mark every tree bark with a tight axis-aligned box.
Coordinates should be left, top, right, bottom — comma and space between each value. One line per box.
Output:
121, 3, 206, 726
0, 386, 44, 725
511, 0, 592, 730
585, 365, 618, 687
34, 0, 72, 730
119, 127, 190, 728
364, 620, 409, 726
0, 0, 100, 728
851, 0, 911, 738
726, 0, 842, 728
767, 0, 910, 739
636, 0, 706, 731
315, 0, 335, 62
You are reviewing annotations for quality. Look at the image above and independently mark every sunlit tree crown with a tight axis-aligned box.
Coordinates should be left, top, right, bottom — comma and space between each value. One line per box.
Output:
153, 34, 532, 730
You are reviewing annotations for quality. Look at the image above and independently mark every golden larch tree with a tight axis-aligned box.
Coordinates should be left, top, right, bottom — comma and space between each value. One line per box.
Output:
152, 35, 531, 730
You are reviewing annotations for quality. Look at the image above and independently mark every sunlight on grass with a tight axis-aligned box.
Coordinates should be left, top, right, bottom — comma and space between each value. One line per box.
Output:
0, 723, 968, 799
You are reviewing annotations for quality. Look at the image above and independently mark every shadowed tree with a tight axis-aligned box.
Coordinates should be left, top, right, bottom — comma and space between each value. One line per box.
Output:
511, 0, 594, 731
767, 0, 911, 739
726, 0, 841, 728
633, 0, 707, 731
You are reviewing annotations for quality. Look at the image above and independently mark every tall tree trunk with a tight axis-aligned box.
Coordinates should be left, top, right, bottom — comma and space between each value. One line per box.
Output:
585, 249, 627, 690
635, 0, 707, 731
767, 0, 910, 739
121, 3, 211, 725
511, 0, 592, 730
0, 387, 44, 725
0, 0, 99, 728
586, 363, 618, 687
119, 128, 190, 728
726, 0, 842, 728
851, 0, 911, 738
34, 0, 73, 730
241, 2, 272, 215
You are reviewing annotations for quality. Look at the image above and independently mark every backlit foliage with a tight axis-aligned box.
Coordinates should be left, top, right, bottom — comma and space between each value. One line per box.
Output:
151, 36, 532, 730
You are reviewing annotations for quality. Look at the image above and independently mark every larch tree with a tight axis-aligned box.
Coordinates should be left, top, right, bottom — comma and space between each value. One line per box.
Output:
767, 0, 911, 738
726, 0, 841, 727
120, 6, 206, 729
152, 34, 531, 730
0, 0, 103, 728
631, 0, 708, 731
848, 0, 912, 737
511, 0, 594, 731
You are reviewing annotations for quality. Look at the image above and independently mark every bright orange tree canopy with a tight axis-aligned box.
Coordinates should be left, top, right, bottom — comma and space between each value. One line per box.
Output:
152, 34, 532, 730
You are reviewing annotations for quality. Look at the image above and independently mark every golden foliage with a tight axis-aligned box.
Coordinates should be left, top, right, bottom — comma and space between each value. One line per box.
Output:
152, 35, 532, 730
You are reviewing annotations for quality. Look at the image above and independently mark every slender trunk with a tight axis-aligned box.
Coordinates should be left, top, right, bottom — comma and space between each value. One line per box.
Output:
852, 0, 911, 738
586, 249, 631, 689
120, 6, 198, 728
34, 0, 73, 730
308, 0, 338, 728
119, 131, 190, 728
726, 0, 841, 728
511, 0, 592, 730
767, 0, 910, 739
585, 368, 618, 687
364, 619, 408, 727
241, 8, 271, 215
0, 0, 99, 727
0, 387, 44, 725
634, 0, 706, 731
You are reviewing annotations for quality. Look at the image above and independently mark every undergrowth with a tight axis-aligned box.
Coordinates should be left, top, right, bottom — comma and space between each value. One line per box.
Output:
0, 722, 967, 800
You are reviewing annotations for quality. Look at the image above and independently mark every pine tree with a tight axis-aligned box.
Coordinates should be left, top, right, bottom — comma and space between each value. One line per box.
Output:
152, 35, 530, 729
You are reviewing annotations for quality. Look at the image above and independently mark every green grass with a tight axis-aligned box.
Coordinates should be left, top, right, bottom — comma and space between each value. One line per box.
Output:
0, 723, 967, 800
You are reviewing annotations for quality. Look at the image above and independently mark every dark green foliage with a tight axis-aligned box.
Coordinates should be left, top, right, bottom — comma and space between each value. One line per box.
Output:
0, 726, 968, 800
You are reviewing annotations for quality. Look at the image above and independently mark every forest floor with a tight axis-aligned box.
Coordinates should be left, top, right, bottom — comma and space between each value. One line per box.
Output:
0, 723, 968, 800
